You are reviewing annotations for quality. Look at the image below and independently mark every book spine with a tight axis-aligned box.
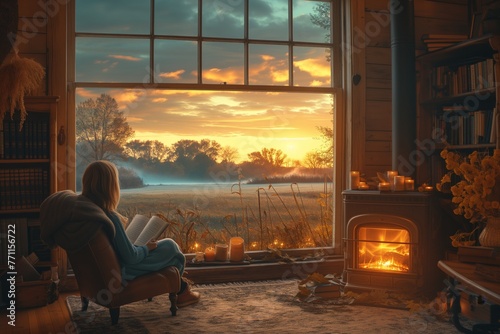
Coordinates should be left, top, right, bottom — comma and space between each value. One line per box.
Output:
436, 108, 494, 146
0, 120, 4, 159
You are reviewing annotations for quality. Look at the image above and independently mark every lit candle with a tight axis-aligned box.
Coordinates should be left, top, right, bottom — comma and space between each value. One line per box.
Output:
424, 186, 434, 192
394, 176, 405, 191
350, 171, 360, 190
215, 244, 228, 261
358, 181, 369, 190
405, 179, 414, 191
387, 171, 398, 191
204, 247, 216, 262
229, 237, 245, 262
195, 252, 205, 262
378, 182, 391, 191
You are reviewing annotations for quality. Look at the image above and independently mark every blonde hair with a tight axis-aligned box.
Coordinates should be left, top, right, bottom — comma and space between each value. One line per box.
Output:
81, 160, 120, 212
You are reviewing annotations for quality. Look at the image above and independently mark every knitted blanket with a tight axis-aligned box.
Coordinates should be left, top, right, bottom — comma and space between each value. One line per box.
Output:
40, 190, 115, 251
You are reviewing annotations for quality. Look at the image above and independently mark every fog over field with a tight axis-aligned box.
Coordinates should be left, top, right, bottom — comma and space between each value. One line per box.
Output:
120, 182, 327, 196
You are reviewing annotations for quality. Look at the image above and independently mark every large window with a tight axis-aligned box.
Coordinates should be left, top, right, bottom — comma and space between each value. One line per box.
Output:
71, 0, 342, 253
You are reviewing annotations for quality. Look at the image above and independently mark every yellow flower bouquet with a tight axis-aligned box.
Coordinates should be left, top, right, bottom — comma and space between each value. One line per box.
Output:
436, 148, 500, 223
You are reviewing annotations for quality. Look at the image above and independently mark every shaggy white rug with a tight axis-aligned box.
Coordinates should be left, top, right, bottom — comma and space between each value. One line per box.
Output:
66, 280, 467, 334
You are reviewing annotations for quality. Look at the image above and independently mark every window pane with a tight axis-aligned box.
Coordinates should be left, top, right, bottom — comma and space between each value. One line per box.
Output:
155, 40, 198, 83
202, 42, 244, 84
293, 46, 332, 87
249, 0, 288, 41
76, 37, 150, 83
293, 0, 331, 43
155, 0, 198, 36
249, 44, 289, 86
75, 87, 334, 249
202, 0, 244, 38
75, 0, 150, 34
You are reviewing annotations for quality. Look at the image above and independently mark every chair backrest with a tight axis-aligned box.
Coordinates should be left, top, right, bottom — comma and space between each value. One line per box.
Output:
66, 226, 124, 308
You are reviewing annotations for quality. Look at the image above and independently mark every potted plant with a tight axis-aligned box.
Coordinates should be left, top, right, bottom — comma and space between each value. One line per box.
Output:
437, 149, 500, 247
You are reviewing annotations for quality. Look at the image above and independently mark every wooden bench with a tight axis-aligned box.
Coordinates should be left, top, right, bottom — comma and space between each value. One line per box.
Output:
438, 260, 500, 333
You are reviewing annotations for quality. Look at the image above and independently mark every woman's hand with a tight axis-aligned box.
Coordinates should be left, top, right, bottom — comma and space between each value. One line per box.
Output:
146, 240, 158, 251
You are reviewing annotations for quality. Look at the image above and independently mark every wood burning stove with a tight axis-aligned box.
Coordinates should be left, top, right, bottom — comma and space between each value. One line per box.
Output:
342, 190, 446, 295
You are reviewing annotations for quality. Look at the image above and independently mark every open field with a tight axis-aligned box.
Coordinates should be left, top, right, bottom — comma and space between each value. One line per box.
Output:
117, 182, 333, 251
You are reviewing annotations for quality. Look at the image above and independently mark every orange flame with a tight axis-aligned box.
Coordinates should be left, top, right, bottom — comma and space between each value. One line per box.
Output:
357, 226, 410, 272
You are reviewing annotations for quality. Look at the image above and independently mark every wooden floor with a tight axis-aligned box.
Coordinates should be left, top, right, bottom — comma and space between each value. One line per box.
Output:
1, 292, 75, 334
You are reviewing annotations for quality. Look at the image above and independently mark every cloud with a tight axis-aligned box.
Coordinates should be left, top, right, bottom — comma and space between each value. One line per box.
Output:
159, 70, 186, 79
203, 68, 243, 84
109, 54, 142, 61
294, 58, 330, 78
75, 87, 333, 163
152, 98, 168, 103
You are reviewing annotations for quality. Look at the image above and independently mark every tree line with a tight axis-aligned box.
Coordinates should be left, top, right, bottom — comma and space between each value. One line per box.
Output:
76, 94, 333, 189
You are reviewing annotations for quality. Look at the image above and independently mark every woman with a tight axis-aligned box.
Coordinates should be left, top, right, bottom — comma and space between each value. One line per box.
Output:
81, 160, 200, 307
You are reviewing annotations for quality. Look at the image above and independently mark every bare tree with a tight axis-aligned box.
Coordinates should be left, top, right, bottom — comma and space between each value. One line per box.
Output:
198, 139, 222, 161
124, 139, 170, 162
303, 151, 324, 169
76, 93, 134, 162
220, 145, 239, 164
247, 148, 287, 168
316, 121, 334, 167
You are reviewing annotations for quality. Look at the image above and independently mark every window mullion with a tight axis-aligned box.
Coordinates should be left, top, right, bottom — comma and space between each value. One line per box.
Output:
150, 0, 155, 85
244, 0, 249, 86
198, 0, 203, 85
288, 0, 293, 87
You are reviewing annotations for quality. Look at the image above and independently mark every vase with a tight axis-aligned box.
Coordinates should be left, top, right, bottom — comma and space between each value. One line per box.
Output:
479, 217, 500, 248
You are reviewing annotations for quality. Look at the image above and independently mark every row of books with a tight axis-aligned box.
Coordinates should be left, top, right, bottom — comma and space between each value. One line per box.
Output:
458, 246, 500, 267
0, 217, 51, 266
421, 33, 468, 52
0, 113, 50, 159
431, 58, 496, 98
0, 167, 50, 211
434, 108, 497, 146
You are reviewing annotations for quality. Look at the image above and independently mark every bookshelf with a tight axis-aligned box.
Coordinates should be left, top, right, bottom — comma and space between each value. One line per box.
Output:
0, 96, 59, 270
416, 34, 500, 187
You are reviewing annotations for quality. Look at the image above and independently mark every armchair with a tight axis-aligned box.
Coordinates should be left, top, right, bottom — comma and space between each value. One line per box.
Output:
40, 190, 182, 325
66, 225, 181, 325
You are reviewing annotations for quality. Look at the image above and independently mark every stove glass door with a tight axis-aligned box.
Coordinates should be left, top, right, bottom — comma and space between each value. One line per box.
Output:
357, 226, 410, 272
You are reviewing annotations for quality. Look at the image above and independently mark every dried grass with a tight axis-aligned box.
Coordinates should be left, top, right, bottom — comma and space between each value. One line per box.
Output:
0, 53, 45, 129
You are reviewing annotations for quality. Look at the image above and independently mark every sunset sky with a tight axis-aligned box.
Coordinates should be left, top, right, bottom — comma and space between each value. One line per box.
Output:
75, 0, 334, 163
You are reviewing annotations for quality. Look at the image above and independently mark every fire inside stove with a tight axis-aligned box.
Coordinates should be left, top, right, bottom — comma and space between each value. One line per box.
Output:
357, 226, 410, 272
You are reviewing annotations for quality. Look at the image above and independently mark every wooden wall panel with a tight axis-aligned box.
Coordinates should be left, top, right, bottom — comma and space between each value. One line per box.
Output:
366, 47, 391, 65
366, 64, 391, 88
16, 33, 46, 54
358, 0, 468, 181
363, 15, 391, 48
366, 140, 391, 152
365, 109, 391, 132
16, 1, 49, 95
366, 87, 391, 101
366, 130, 391, 142
365, 151, 392, 166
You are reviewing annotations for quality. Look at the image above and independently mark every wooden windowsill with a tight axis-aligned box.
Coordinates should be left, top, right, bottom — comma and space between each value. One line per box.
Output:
185, 257, 344, 284
59, 256, 344, 291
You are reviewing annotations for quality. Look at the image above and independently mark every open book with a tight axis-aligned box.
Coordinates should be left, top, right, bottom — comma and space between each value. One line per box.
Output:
125, 214, 169, 246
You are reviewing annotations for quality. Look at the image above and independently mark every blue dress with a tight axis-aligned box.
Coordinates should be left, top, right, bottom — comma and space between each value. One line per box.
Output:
106, 212, 186, 281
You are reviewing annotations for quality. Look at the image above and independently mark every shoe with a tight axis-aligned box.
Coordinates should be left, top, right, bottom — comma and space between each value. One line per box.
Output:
177, 284, 200, 308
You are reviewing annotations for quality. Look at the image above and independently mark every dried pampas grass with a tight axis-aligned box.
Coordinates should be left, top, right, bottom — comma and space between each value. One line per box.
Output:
0, 52, 45, 129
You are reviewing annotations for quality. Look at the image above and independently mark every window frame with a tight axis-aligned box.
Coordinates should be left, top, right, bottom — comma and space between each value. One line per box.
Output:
67, 0, 345, 258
